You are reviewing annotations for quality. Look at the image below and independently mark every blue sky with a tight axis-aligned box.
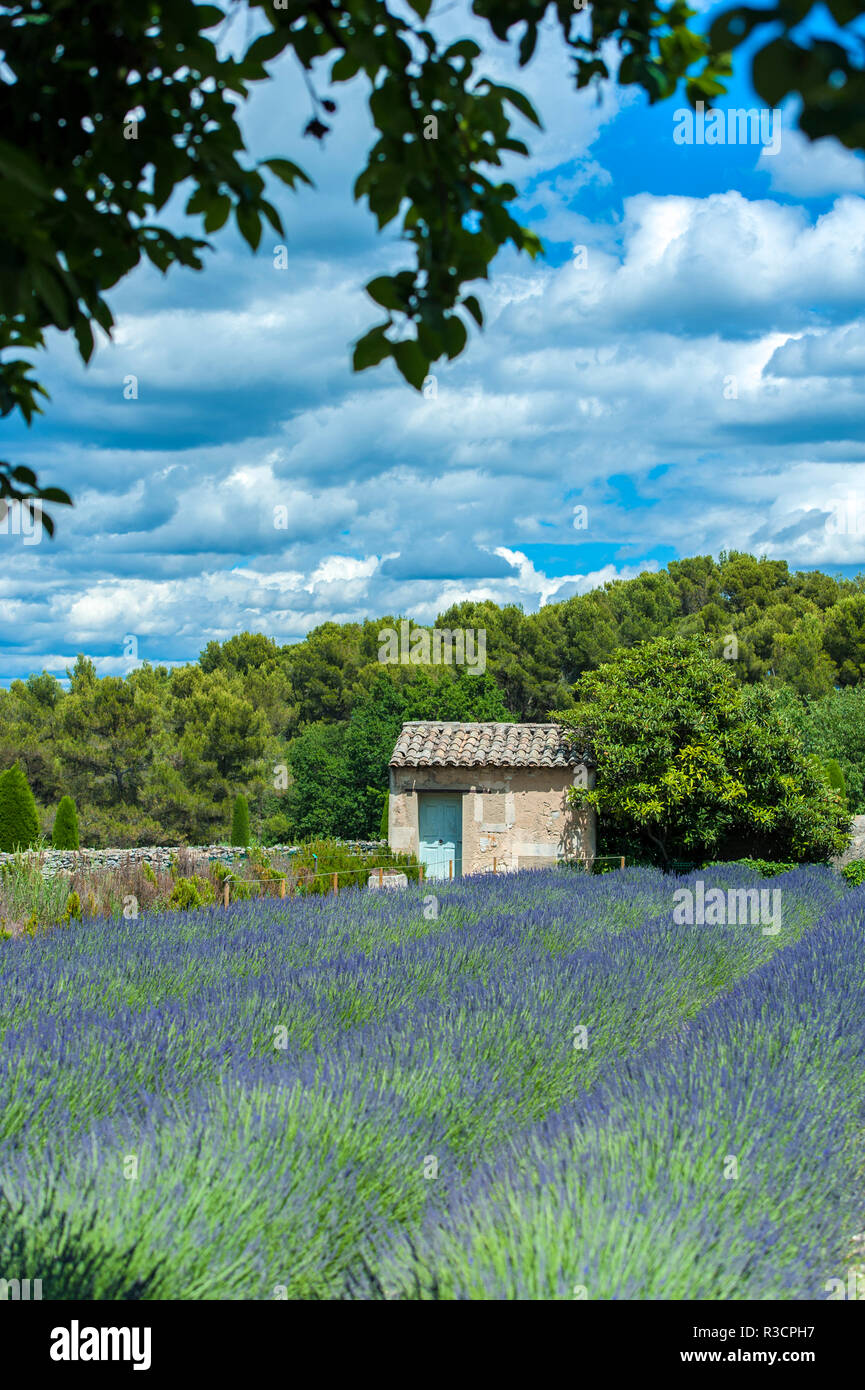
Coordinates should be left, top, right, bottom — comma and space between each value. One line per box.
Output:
3, 1, 865, 683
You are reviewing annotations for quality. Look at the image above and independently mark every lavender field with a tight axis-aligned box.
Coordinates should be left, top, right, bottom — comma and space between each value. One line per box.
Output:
1, 865, 864, 1299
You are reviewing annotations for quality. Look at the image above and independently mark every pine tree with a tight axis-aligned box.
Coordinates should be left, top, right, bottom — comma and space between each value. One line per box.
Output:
52, 795, 80, 849
0, 762, 40, 852
231, 793, 250, 847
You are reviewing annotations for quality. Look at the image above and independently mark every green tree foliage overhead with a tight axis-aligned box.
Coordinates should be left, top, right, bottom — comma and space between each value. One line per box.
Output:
51, 793, 80, 850
0, 761, 40, 852
231, 793, 251, 848
553, 636, 850, 868
4, 2, 865, 527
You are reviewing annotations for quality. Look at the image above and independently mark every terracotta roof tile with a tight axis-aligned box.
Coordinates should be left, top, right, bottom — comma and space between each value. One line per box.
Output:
389, 722, 588, 769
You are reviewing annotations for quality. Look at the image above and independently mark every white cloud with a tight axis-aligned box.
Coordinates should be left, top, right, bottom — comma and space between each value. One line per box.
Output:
759, 128, 865, 199
7, 39, 865, 683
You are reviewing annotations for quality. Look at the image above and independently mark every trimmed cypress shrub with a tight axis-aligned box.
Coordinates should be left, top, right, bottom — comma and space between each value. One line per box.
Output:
379, 792, 389, 840
231, 794, 250, 847
0, 762, 40, 852
824, 759, 847, 808
52, 795, 80, 850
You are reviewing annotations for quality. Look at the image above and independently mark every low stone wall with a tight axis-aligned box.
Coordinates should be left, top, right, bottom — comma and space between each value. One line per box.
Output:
832, 815, 865, 869
0, 840, 388, 878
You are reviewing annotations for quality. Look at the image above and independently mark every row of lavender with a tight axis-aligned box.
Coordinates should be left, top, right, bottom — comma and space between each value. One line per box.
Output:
0, 865, 861, 1298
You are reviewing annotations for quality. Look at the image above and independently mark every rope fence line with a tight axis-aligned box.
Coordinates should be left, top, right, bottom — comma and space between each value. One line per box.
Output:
220, 855, 627, 905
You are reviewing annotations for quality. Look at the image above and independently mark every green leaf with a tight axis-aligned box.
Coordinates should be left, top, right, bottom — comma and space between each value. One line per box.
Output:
331, 52, 362, 83
826, 0, 861, 21
689, 74, 728, 98
236, 204, 262, 251
752, 37, 801, 109
487, 83, 542, 129
353, 325, 393, 372
142, 238, 171, 273
709, 7, 770, 53
393, 338, 428, 390
152, 162, 176, 212
31, 265, 71, 329
417, 321, 443, 357
518, 26, 538, 67
245, 30, 292, 67
501, 137, 530, 156
73, 315, 95, 363
444, 315, 467, 360
365, 276, 402, 311
259, 199, 284, 235
443, 40, 482, 64
38, 487, 73, 506
261, 158, 313, 189
92, 299, 114, 335
462, 295, 484, 328
0, 139, 50, 197
203, 194, 232, 233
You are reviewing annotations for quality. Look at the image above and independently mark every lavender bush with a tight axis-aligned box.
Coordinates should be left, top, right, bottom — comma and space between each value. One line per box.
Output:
0, 865, 860, 1299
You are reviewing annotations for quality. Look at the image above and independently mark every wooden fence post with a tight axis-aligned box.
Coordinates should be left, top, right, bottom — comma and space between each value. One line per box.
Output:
419, 864, 424, 884
449, 859, 453, 881
332, 872, 338, 895
279, 879, 286, 898
378, 866, 383, 887
493, 856, 497, 874
620, 856, 625, 871
223, 881, 230, 909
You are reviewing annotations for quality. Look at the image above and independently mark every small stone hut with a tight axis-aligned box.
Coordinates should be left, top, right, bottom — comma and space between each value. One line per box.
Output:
387, 721, 596, 878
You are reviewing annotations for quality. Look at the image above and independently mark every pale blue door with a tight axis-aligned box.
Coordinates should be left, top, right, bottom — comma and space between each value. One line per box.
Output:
418, 793, 462, 880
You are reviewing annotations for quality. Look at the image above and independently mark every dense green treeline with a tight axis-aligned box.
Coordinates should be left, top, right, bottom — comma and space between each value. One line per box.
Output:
3, 551, 865, 846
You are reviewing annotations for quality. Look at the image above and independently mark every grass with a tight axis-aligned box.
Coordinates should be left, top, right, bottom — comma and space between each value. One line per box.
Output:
0, 863, 862, 1298
0, 840, 420, 936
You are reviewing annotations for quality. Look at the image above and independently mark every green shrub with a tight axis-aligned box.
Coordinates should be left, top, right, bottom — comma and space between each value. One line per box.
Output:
261, 812, 292, 846
231, 794, 250, 848
142, 861, 157, 885
167, 875, 215, 912
707, 858, 800, 877
196, 874, 216, 907
227, 878, 255, 901
379, 793, 389, 840
553, 636, 849, 868
738, 858, 799, 877
824, 758, 848, 808
0, 763, 40, 852
290, 837, 419, 894
52, 795, 80, 849
63, 891, 82, 924
841, 858, 865, 886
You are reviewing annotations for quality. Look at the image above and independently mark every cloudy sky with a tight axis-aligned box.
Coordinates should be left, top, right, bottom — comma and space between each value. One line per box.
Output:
3, 2, 865, 684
